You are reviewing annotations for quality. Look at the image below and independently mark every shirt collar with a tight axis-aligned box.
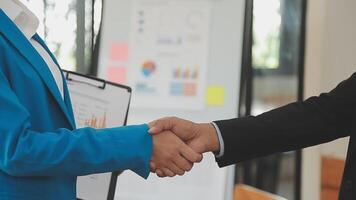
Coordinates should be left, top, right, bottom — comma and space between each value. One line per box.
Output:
0, 0, 39, 40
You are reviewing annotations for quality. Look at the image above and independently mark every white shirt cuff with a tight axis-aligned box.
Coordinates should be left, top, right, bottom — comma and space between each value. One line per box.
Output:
211, 122, 225, 158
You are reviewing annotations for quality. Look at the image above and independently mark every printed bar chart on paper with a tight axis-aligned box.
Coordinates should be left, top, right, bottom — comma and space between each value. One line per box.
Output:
84, 113, 107, 129
68, 82, 130, 129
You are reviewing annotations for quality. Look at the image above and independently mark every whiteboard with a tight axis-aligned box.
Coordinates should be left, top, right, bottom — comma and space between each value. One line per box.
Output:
98, 0, 245, 199
64, 71, 132, 200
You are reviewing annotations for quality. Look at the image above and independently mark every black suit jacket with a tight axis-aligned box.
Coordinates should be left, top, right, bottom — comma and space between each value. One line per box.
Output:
215, 72, 356, 199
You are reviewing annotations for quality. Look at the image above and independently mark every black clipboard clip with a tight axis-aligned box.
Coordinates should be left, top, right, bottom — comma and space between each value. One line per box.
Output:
64, 70, 107, 89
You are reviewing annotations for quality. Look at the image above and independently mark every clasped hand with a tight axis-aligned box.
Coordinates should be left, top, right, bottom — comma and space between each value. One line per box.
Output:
148, 117, 220, 178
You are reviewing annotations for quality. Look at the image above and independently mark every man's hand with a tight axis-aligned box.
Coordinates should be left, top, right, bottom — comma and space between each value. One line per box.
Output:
149, 117, 220, 177
151, 130, 203, 177
149, 117, 220, 153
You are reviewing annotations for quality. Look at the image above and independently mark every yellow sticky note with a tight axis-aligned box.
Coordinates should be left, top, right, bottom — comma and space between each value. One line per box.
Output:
206, 86, 225, 106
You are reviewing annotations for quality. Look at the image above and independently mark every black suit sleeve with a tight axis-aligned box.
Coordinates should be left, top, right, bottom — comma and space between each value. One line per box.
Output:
215, 72, 356, 167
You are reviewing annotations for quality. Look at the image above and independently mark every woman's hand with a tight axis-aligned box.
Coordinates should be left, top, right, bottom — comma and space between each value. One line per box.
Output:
151, 131, 203, 177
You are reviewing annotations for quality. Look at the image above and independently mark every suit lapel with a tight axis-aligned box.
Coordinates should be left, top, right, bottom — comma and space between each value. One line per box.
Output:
33, 34, 76, 128
0, 10, 75, 129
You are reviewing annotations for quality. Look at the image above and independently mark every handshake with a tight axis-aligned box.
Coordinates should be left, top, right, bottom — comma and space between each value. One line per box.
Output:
149, 117, 221, 178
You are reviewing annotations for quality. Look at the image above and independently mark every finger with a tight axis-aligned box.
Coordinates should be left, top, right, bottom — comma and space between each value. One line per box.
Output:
148, 120, 157, 129
156, 169, 165, 178
167, 162, 185, 176
148, 119, 167, 134
180, 145, 203, 163
148, 121, 160, 135
173, 155, 193, 172
150, 161, 157, 172
162, 167, 177, 177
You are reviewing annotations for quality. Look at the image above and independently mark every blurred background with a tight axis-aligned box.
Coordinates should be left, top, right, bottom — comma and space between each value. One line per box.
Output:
22, 0, 356, 199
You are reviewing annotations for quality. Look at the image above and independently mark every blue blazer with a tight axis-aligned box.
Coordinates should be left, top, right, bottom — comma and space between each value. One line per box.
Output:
0, 10, 152, 200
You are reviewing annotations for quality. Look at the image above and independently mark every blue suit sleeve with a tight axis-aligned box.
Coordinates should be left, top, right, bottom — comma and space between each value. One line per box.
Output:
0, 68, 153, 179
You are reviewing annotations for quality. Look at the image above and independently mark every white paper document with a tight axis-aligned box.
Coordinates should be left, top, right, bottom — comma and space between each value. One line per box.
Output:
64, 71, 131, 200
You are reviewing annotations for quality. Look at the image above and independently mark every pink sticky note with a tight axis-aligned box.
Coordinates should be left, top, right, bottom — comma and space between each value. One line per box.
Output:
110, 43, 129, 61
107, 66, 127, 84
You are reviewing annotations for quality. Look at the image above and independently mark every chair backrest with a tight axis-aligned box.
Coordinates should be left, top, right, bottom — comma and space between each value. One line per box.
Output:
234, 184, 287, 200
321, 156, 345, 200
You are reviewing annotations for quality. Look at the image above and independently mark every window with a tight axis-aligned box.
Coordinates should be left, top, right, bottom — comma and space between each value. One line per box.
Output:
24, 0, 102, 73
252, 0, 281, 69
252, 0, 304, 75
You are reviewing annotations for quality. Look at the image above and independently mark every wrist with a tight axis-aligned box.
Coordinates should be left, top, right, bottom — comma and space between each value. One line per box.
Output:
198, 123, 220, 153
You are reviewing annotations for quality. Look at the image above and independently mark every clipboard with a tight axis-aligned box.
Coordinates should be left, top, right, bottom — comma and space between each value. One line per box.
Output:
63, 70, 131, 200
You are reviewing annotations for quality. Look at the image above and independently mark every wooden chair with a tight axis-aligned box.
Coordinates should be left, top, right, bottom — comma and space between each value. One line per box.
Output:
321, 156, 345, 200
234, 184, 287, 200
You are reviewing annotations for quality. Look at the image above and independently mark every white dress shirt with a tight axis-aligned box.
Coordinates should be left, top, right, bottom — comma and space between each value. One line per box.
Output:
212, 122, 225, 158
0, 0, 64, 99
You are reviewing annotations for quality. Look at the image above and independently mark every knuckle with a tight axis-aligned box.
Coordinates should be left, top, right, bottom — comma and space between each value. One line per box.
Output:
155, 120, 162, 126
164, 116, 173, 122
169, 116, 179, 124
167, 154, 175, 161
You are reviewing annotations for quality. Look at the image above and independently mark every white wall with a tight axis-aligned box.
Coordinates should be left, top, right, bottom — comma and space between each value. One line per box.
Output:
302, 0, 356, 199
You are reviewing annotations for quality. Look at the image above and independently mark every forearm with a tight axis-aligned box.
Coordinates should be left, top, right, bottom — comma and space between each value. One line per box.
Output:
148, 73, 356, 170
1, 124, 152, 178
215, 96, 355, 167
0, 68, 153, 179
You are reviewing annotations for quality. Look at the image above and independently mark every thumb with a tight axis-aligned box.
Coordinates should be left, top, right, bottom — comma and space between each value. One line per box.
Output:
148, 120, 160, 135
148, 117, 176, 134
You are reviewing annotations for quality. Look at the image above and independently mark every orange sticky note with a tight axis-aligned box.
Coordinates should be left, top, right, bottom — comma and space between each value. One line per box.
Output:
107, 66, 127, 84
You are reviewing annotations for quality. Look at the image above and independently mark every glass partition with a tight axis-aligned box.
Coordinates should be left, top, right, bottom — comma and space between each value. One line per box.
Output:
236, 0, 306, 199
24, 0, 102, 73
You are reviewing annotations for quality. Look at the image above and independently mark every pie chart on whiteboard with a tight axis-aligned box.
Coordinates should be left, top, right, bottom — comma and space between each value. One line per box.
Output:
142, 60, 156, 77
